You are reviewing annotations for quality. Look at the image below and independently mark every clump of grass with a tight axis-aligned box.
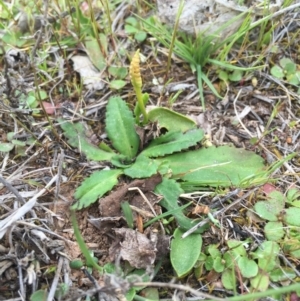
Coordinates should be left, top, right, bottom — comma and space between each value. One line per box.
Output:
141, 1, 300, 110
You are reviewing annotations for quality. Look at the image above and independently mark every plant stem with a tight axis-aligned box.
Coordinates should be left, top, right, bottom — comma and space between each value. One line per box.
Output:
196, 65, 206, 111
166, 0, 185, 79
135, 86, 148, 124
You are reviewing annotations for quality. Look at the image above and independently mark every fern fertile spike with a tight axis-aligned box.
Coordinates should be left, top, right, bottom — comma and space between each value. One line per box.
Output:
130, 49, 142, 88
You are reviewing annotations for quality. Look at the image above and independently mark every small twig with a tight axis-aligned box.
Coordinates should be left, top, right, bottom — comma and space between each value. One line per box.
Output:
8, 149, 44, 180
17, 263, 25, 299
278, 253, 300, 278
0, 153, 9, 173
31, 0, 50, 58
16, 221, 72, 243
182, 188, 258, 238
54, 149, 65, 203
133, 281, 228, 301
82, 268, 101, 301
0, 175, 26, 204
62, 257, 71, 291
0, 174, 58, 240
233, 90, 254, 138
128, 187, 165, 233
47, 256, 64, 301
25, 128, 48, 155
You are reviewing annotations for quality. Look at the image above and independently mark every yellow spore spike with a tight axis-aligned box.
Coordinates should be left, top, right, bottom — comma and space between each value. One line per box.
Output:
130, 49, 142, 88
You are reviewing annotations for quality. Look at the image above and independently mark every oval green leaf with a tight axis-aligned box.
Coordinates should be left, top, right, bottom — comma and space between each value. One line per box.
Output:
59, 119, 114, 161
170, 228, 202, 277
109, 80, 127, 90
270, 268, 296, 282
85, 36, 106, 71
228, 70, 243, 82
124, 155, 159, 178
105, 96, 139, 159
157, 145, 264, 188
221, 269, 236, 290
30, 290, 48, 301
250, 274, 269, 291
213, 256, 225, 273
74, 169, 122, 209
254, 191, 285, 222
284, 207, 300, 226
0, 143, 14, 152
148, 107, 196, 132
264, 221, 284, 241
142, 129, 204, 157
238, 257, 258, 278
270, 65, 284, 79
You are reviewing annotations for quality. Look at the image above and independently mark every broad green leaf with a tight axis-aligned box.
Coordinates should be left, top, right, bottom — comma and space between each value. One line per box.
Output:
145, 132, 183, 148
223, 241, 246, 269
103, 262, 116, 274
206, 244, 221, 259
140, 288, 159, 300
124, 155, 159, 178
283, 239, 300, 259
250, 274, 269, 291
287, 188, 300, 203
2, 30, 28, 47
254, 191, 285, 222
30, 290, 48, 301
284, 62, 296, 75
227, 240, 247, 257
12, 139, 26, 146
270, 65, 284, 79
270, 268, 296, 282
170, 228, 202, 277
125, 16, 138, 27
125, 288, 136, 301
237, 257, 258, 278
204, 256, 214, 270
288, 71, 300, 85
264, 221, 284, 241
254, 241, 279, 272
0, 143, 14, 152
213, 256, 225, 273
134, 31, 147, 42
228, 70, 243, 82
125, 24, 138, 34
221, 269, 236, 290
55, 284, 69, 299
59, 119, 114, 161
105, 96, 139, 159
279, 57, 294, 69
155, 145, 265, 188
84, 36, 106, 71
73, 169, 122, 209
110, 155, 134, 168
142, 129, 204, 157
284, 207, 300, 226
155, 178, 207, 233
109, 80, 126, 90
108, 66, 128, 79
223, 251, 239, 269
218, 70, 229, 81
121, 201, 134, 229
148, 107, 196, 132
127, 269, 151, 291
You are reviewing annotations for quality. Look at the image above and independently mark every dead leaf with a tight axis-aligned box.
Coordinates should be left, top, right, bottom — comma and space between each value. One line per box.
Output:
109, 228, 169, 269
99, 174, 162, 218
70, 55, 105, 90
